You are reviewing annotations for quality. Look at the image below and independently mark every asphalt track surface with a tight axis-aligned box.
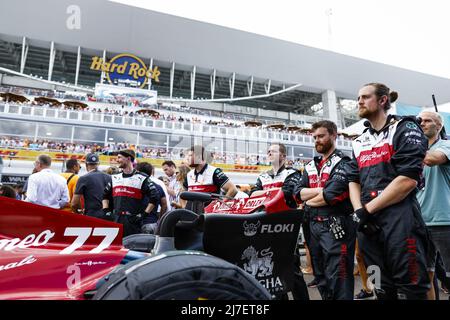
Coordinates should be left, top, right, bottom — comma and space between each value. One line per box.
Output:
299, 255, 449, 300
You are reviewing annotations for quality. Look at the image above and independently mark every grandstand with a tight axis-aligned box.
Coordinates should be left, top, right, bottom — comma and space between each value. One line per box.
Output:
1, 0, 450, 185
0, 86, 354, 183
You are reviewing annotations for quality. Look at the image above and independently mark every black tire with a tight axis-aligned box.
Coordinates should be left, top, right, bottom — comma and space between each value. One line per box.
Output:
122, 234, 156, 253
93, 250, 272, 300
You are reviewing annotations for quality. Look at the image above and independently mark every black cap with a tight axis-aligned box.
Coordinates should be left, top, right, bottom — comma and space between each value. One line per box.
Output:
86, 153, 100, 164
118, 149, 136, 161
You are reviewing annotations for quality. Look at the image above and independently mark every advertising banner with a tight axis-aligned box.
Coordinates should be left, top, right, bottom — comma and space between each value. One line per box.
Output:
0, 149, 269, 173
90, 53, 160, 89
1, 174, 28, 185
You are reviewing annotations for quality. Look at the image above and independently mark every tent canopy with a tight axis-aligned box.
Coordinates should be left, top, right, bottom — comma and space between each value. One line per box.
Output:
136, 109, 160, 116
244, 121, 262, 127
34, 96, 61, 106
266, 123, 286, 130
63, 101, 88, 109
0, 92, 29, 103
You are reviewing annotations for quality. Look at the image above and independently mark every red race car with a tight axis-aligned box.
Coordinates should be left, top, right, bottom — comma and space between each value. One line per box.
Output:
0, 197, 134, 300
0, 189, 301, 300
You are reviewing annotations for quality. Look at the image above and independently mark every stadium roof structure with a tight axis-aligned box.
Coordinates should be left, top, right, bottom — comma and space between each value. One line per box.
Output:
1, 0, 450, 122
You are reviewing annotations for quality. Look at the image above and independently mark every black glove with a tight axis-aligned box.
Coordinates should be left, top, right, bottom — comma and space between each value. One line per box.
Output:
352, 207, 370, 225
102, 208, 114, 221
352, 207, 380, 235
282, 174, 301, 209
284, 191, 298, 208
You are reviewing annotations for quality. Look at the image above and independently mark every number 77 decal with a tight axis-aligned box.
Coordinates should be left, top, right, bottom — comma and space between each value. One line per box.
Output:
60, 227, 120, 255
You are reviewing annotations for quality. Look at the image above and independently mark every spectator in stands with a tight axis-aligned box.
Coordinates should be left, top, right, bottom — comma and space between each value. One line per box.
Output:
26, 154, 69, 209
0, 184, 17, 199
60, 159, 80, 212
72, 153, 110, 218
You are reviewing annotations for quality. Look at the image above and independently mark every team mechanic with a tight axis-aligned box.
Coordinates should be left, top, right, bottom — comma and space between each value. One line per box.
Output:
251, 143, 299, 198
249, 143, 310, 300
102, 149, 160, 237
183, 145, 238, 213
292, 121, 356, 300
346, 83, 430, 300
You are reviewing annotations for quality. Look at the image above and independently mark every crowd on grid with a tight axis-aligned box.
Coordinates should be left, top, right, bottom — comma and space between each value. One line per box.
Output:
0, 148, 236, 237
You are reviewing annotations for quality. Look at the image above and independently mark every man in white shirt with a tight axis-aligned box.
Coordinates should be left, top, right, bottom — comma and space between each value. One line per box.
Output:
26, 154, 69, 209
162, 160, 178, 205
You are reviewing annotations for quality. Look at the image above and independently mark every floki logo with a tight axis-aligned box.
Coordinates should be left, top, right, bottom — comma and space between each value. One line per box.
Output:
243, 222, 295, 236
90, 53, 160, 88
260, 224, 295, 234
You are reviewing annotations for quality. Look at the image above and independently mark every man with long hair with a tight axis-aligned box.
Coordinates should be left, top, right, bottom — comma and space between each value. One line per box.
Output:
346, 83, 430, 299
